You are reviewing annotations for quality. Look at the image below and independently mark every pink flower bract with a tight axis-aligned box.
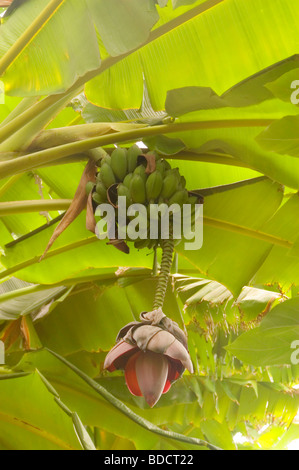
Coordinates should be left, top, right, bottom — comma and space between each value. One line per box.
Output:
104, 322, 193, 407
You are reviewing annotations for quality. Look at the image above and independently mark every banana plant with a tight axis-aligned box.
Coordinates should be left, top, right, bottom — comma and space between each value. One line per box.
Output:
0, 0, 299, 451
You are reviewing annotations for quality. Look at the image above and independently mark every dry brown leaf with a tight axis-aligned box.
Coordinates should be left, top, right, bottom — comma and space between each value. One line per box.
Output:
86, 191, 97, 233
137, 153, 156, 175
107, 238, 130, 254
40, 159, 97, 261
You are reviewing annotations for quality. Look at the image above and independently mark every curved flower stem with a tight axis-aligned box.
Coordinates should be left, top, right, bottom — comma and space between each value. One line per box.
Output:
153, 237, 175, 310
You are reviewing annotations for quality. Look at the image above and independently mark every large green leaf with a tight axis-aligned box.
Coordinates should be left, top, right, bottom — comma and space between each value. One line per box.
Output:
165, 56, 299, 116
0, 0, 161, 96
226, 297, 299, 366
169, 100, 299, 189
175, 275, 282, 329
176, 177, 284, 296
0, 212, 153, 284
86, 0, 299, 111
256, 115, 299, 157
200, 419, 236, 450
1, 0, 299, 451
86, 0, 159, 57
252, 194, 299, 290
9, 349, 299, 449
0, 172, 59, 237
0, 0, 100, 96
0, 278, 67, 321
0, 371, 86, 450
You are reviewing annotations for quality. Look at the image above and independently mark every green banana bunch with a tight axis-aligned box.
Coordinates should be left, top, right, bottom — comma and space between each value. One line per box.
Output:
89, 144, 202, 250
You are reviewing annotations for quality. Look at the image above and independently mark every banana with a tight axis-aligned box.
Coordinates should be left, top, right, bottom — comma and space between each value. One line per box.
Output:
168, 189, 188, 206
161, 171, 180, 199
130, 174, 146, 204
162, 159, 171, 171
117, 183, 131, 205
155, 158, 171, 174
178, 176, 186, 190
147, 239, 158, 249
146, 170, 163, 200
155, 160, 165, 175
145, 150, 159, 161
183, 189, 189, 203
134, 239, 150, 250
100, 162, 116, 188
92, 192, 106, 205
188, 195, 199, 204
85, 181, 95, 195
110, 147, 127, 181
100, 155, 111, 167
133, 164, 147, 184
123, 173, 134, 189
96, 181, 107, 199
165, 167, 181, 181
127, 144, 141, 173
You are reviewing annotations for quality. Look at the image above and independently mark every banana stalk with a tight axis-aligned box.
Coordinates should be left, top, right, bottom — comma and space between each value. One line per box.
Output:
153, 236, 175, 310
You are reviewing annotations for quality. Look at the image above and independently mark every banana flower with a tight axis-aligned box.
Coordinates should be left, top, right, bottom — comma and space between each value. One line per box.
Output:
104, 309, 193, 407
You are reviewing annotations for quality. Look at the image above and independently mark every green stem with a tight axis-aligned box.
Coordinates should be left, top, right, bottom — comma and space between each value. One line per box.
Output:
0, 90, 79, 146
0, 174, 23, 199
0, 284, 61, 303
0, 236, 98, 282
153, 238, 175, 310
0, 120, 274, 180
0, 0, 65, 76
46, 348, 221, 450
203, 216, 293, 249
0, 97, 38, 129
171, 150, 251, 168
5, 149, 251, 169
0, 199, 72, 215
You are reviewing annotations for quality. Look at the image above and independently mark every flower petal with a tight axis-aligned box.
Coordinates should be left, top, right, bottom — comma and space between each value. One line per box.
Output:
132, 325, 163, 351
167, 358, 184, 383
125, 351, 142, 396
103, 340, 137, 371
147, 329, 176, 354
135, 351, 169, 407
165, 339, 194, 374
163, 379, 172, 394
